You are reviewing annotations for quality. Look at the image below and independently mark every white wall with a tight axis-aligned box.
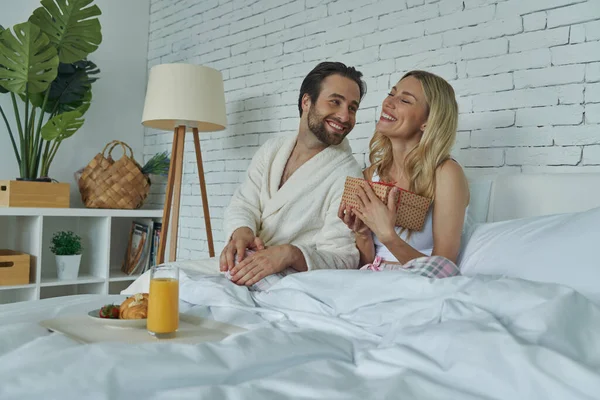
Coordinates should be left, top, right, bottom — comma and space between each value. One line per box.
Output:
144, 0, 600, 259
0, 0, 150, 207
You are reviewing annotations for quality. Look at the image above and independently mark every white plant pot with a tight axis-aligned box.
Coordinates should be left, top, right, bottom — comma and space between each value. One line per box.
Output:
55, 254, 82, 280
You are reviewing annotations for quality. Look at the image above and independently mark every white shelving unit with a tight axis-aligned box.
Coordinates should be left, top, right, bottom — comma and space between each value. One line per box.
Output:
0, 208, 166, 304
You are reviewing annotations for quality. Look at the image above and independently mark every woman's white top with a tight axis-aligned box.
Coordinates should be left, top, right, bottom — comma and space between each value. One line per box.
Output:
371, 171, 468, 262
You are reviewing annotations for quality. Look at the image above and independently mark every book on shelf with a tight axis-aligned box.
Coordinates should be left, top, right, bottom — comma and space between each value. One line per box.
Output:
147, 222, 162, 271
122, 219, 154, 276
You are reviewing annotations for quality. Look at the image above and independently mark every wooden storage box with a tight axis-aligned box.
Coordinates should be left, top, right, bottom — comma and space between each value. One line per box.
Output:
0, 180, 70, 208
0, 250, 31, 286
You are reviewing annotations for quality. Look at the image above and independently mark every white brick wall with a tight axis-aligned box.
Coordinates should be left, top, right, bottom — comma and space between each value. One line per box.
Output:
145, 0, 600, 259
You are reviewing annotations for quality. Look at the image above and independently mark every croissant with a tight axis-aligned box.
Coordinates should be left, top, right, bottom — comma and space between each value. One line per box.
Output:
119, 293, 149, 319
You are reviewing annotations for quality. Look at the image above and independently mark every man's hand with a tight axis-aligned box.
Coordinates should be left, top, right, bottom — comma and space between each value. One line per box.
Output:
338, 201, 371, 238
229, 245, 292, 286
219, 227, 265, 272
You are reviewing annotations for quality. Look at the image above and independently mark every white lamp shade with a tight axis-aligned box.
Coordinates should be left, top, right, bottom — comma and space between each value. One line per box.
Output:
141, 63, 227, 132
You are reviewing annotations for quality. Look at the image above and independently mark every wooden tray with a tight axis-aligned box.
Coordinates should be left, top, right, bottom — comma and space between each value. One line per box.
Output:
39, 313, 246, 344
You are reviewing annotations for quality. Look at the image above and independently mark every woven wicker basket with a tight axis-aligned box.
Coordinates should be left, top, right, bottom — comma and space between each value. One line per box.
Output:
78, 141, 150, 209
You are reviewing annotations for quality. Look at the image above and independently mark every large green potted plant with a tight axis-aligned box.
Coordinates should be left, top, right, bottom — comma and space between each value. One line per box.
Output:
0, 0, 102, 181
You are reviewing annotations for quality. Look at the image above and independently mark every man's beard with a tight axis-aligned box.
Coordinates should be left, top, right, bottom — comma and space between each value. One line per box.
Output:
307, 106, 347, 146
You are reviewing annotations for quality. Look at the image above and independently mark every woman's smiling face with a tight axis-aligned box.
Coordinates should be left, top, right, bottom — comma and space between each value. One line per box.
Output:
376, 76, 429, 141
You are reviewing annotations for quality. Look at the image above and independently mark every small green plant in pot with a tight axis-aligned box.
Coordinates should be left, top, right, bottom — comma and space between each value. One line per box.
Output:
50, 230, 83, 280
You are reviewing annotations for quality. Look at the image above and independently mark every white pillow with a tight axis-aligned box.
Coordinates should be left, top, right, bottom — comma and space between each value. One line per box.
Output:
458, 206, 600, 304
459, 179, 493, 258
465, 179, 493, 224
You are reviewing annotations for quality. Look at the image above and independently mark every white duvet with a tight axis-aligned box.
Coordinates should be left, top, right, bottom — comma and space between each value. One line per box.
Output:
0, 270, 599, 400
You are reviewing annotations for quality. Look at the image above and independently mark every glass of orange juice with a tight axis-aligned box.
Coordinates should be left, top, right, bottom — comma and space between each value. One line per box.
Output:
147, 264, 179, 338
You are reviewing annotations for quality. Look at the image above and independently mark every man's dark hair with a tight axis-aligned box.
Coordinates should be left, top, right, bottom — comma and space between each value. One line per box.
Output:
297, 62, 367, 117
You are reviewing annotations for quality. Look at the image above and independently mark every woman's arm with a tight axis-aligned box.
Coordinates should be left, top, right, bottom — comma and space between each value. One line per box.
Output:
360, 160, 469, 265
355, 232, 375, 266
377, 233, 427, 264
429, 159, 470, 263
356, 168, 376, 265
356, 167, 377, 265
337, 168, 378, 267
337, 194, 376, 267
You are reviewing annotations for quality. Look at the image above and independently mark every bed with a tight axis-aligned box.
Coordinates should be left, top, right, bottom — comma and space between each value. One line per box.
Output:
1, 173, 599, 400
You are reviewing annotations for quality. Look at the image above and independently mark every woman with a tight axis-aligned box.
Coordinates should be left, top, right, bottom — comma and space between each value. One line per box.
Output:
338, 70, 469, 277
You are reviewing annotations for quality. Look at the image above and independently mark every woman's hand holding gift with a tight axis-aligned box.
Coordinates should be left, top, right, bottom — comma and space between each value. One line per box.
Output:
352, 182, 398, 243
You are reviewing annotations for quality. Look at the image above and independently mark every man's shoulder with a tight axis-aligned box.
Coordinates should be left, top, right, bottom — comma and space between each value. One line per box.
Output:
321, 156, 363, 198
325, 139, 364, 175
328, 153, 363, 178
249, 135, 291, 162
261, 135, 289, 150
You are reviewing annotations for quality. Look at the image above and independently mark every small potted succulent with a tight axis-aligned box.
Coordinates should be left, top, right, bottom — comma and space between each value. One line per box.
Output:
50, 231, 83, 280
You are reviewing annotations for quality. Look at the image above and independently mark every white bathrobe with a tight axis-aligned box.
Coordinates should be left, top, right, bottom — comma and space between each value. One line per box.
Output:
223, 135, 364, 271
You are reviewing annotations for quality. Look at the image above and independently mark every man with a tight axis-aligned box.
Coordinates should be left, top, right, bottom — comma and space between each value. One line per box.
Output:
122, 62, 366, 296
221, 61, 366, 288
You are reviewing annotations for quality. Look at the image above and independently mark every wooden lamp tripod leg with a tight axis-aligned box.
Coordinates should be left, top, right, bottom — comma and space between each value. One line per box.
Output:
157, 125, 186, 264
156, 126, 215, 264
157, 126, 215, 264
168, 126, 186, 262
193, 128, 215, 257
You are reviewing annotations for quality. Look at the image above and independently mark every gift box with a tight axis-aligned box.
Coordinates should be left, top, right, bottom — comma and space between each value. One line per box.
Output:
341, 176, 432, 231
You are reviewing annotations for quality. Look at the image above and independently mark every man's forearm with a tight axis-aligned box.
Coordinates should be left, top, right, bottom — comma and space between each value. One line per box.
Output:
284, 244, 308, 272
223, 212, 258, 241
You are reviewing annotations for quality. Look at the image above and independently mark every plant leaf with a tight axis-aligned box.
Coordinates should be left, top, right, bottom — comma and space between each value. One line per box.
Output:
0, 25, 6, 94
51, 61, 98, 102
0, 22, 59, 94
30, 59, 99, 113
41, 110, 84, 141
141, 151, 170, 176
75, 90, 92, 115
23, 91, 45, 107
29, 0, 102, 64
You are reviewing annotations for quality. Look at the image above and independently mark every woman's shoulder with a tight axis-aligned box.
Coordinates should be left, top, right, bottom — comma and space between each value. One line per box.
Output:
436, 158, 465, 177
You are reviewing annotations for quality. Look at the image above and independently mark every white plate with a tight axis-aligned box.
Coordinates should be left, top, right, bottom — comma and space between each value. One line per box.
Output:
87, 309, 146, 329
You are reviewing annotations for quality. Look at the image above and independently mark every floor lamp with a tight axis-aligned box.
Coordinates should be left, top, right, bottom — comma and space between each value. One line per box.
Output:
141, 63, 227, 264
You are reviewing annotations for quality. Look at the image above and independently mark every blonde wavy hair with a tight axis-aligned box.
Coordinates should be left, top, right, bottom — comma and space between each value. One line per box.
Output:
368, 70, 459, 204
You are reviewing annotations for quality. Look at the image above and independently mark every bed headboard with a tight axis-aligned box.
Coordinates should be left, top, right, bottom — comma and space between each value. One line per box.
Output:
478, 173, 600, 222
